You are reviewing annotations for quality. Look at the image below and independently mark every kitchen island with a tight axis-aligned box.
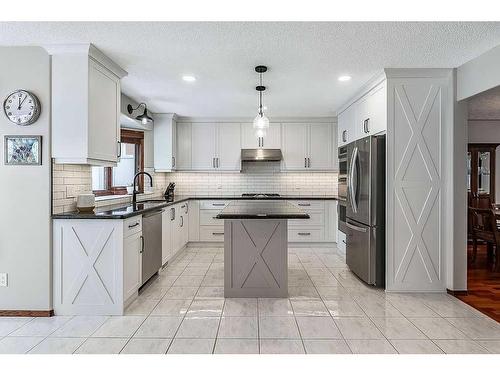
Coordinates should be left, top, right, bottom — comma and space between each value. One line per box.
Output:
216, 200, 309, 298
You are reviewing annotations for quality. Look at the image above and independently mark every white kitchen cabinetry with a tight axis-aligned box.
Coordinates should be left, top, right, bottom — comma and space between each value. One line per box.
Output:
161, 208, 173, 265
241, 122, 281, 149
123, 231, 142, 303
49, 44, 127, 166
282, 123, 334, 170
53, 216, 142, 315
338, 104, 354, 147
198, 200, 229, 242
154, 114, 177, 172
338, 80, 387, 147
190, 123, 241, 171
176, 122, 192, 170
180, 202, 189, 246
171, 204, 183, 254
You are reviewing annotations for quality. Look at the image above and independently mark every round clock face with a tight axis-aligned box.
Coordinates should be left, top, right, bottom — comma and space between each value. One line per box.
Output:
3, 90, 41, 126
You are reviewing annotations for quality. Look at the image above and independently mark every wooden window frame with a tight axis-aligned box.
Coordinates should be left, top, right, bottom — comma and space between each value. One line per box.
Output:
93, 129, 145, 197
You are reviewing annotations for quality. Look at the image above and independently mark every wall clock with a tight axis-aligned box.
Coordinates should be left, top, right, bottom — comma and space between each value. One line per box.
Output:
3, 89, 41, 126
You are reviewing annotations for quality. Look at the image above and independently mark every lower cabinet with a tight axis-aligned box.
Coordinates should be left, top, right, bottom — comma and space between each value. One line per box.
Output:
162, 208, 173, 265
162, 202, 189, 265
123, 231, 142, 302
53, 217, 143, 316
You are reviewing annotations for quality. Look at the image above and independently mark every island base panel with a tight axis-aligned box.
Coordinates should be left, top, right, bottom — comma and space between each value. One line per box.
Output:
224, 219, 288, 298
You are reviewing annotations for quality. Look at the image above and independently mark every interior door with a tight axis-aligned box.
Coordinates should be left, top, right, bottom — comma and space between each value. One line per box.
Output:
308, 123, 333, 170
217, 123, 241, 170
282, 123, 308, 170
191, 123, 216, 170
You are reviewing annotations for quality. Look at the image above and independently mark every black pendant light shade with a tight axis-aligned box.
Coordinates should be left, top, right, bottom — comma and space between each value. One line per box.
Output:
127, 103, 154, 125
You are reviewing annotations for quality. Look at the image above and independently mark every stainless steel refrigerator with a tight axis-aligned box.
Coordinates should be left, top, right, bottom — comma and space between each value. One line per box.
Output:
346, 134, 385, 286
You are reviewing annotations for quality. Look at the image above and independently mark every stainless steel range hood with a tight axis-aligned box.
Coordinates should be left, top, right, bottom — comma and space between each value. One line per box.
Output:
241, 149, 282, 162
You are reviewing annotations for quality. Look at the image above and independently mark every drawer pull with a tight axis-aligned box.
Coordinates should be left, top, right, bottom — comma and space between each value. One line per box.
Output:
128, 222, 140, 229
212, 203, 226, 207
212, 232, 224, 235
298, 232, 311, 236
297, 203, 311, 207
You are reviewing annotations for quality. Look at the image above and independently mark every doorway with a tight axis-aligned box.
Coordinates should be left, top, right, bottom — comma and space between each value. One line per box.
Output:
458, 87, 500, 322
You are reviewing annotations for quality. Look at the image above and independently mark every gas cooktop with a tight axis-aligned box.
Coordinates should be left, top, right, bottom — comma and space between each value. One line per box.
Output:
242, 193, 281, 197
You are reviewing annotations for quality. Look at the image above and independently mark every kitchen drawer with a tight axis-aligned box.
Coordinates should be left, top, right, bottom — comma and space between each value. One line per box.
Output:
288, 228, 324, 242
199, 226, 225, 241
288, 200, 325, 210
199, 200, 230, 210
200, 209, 224, 226
288, 210, 325, 227
123, 216, 142, 238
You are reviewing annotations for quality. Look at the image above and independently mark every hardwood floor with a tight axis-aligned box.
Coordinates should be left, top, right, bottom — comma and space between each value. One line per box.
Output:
456, 244, 500, 322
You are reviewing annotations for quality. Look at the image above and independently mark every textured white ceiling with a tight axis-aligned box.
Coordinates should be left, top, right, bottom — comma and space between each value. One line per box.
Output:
469, 86, 500, 120
2, 22, 500, 117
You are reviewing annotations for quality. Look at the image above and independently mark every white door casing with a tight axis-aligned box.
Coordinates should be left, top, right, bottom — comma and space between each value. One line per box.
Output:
386, 74, 451, 292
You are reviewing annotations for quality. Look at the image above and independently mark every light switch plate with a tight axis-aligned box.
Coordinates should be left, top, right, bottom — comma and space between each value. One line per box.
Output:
0, 273, 7, 287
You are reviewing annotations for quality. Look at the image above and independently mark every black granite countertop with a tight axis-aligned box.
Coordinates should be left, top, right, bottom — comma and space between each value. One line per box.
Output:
52, 195, 337, 219
216, 200, 310, 220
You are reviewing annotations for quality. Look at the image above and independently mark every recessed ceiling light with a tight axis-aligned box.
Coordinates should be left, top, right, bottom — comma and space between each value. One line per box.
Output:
263, 106, 268, 111
182, 75, 196, 82
338, 75, 352, 82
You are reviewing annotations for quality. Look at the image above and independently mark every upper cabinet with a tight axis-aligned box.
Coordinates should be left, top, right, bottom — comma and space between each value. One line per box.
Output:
338, 80, 387, 147
49, 44, 127, 166
181, 122, 241, 171
282, 123, 334, 171
154, 113, 177, 172
176, 122, 192, 170
241, 122, 281, 149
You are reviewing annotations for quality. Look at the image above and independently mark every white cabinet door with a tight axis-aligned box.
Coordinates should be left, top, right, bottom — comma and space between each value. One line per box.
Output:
180, 202, 189, 247
217, 123, 241, 170
123, 231, 142, 301
154, 114, 177, 172
176, 122, 192, 170
338, 104, 354, 147
282, 123, 308, 170
191, 123, 217, 170
88, 59, 120, 163
368, 82, 387, 135
308, 123, 333, 170
161, 209, 172, 265
241, 122, 281, 149
171, 205, 182, 254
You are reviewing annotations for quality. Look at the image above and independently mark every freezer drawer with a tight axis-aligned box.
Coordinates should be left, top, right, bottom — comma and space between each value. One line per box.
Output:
345, 219, 376, 285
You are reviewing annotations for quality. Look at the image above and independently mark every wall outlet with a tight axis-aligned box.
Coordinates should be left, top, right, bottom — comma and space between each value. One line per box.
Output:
0, 273, 7, 287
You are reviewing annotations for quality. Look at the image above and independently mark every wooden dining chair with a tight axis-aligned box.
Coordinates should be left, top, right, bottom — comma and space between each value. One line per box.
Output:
469, 206, 499, 270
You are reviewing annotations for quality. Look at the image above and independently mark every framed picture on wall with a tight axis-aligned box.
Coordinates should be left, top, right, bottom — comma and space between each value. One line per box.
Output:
4, 135, 42, 165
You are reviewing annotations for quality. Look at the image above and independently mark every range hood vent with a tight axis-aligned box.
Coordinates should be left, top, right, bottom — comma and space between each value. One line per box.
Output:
241, 149, 282, 162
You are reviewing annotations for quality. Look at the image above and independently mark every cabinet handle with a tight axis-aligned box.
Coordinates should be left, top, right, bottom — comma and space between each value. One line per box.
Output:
172, 156, 176, 168
364, 118, 370, 133
185, 203, 189, 214
212, 232, 224, 235
117, 141, 121, 158
170, 208, 175, 221
212, 203, 226, 207
304, 157, 307, 168
297, 203, 311, 207
298, 232, 311, 236
217, 158, 219, 168
128, 222, 140, 228
308, 157, 311, 168
342, 130, 347, 142
180, 216, 184, 227
261, 137, 264, 147
140, 235, 144, 253
212, 158, 215, 168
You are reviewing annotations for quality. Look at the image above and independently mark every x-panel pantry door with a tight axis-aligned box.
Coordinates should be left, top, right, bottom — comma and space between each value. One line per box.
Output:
386, 75, 450, 292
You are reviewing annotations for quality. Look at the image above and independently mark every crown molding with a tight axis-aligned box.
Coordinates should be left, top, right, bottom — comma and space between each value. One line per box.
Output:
176, 116, 336, 123
43, 43, 127, 78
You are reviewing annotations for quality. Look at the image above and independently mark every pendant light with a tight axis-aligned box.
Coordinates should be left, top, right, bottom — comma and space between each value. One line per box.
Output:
127, 103, 154, 125
253, 65, 269, 132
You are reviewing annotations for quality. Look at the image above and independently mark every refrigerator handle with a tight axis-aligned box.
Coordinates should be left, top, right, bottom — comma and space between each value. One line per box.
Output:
346, 220, 367, 233
349, 146, 358, 213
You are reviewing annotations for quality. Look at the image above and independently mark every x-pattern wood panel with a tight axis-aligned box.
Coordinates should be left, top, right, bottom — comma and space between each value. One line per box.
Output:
393, 84, 442, 284
237, 221, 281, 289
65, 226, 116, 305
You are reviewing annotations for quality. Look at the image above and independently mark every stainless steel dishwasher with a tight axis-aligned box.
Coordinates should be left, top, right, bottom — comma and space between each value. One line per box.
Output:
141, 209, 163, 285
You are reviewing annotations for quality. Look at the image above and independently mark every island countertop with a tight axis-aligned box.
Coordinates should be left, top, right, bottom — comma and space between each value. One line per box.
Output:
215, 200, 310, 219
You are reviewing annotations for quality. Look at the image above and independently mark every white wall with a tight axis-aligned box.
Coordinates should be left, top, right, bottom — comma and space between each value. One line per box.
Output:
0, 47, 52, 311
458, 44, 500, 101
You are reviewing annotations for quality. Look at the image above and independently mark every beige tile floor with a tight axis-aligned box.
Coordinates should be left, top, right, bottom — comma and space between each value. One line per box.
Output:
1, 246, 500, 354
